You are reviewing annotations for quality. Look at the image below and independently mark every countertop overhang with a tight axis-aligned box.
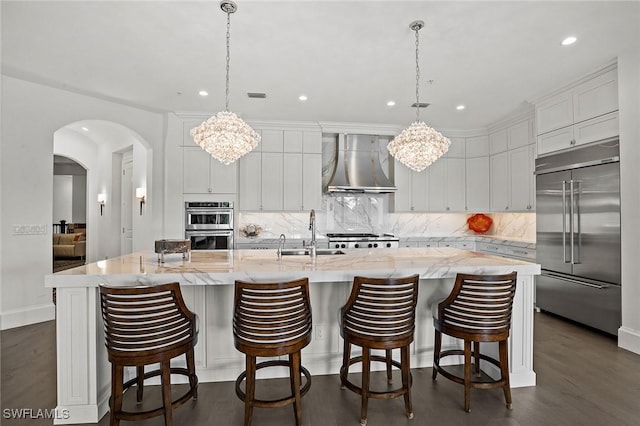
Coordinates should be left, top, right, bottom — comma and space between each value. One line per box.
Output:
46, 247, 540, 288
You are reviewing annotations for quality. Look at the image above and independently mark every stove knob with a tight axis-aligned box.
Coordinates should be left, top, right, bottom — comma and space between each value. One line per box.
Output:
374, 243, 379, 248
386, 243, 392, 248
341, 243, 346, 249
335, 244, 340, 249
368, 243, 373, 248
355, 243, 360, 248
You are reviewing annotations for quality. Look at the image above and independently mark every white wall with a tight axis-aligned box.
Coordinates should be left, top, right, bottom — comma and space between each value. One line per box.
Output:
618, 50, 640, 354
52, 175, 73, 224
71, 175, 86, 223
0, 75, 164, 329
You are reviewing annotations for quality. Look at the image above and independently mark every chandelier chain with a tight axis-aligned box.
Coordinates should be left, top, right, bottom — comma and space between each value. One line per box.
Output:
415, 25, 420, 122
225, 10, 231, 112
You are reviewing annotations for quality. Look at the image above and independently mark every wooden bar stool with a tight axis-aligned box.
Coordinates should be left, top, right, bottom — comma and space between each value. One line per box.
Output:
233, 278, 313, 426
432, 272, 517, 412
339, 274, 420, 426
99, 282, 198, 426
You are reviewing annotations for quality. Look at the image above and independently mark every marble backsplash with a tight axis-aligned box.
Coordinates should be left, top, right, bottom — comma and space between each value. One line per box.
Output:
238, 209, 535, 243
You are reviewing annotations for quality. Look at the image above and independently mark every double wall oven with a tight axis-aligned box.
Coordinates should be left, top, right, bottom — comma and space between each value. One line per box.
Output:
185, 202, 234, 250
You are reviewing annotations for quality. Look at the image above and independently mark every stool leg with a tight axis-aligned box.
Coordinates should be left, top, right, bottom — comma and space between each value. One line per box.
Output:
473, 341, 481, 377
340, 340, 351, 390
385, 349, 393, 384
401, 345, 413, 419
136, 366, 144, 403
432, 330, 442, 380
161, 360, 173, 426
186, 349, 198, 400
463, 340, 472, 413
289, 352, 303, 426
499, 339, 513, 409
244, 355, 256, 426
110, 364, 124, 426
360, 347, 370, 426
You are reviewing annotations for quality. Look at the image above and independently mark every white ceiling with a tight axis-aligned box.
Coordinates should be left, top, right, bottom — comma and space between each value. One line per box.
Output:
2, 1, 639, 131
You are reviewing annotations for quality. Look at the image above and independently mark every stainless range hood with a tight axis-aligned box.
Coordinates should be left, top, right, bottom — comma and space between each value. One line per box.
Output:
326, 134, 397, 193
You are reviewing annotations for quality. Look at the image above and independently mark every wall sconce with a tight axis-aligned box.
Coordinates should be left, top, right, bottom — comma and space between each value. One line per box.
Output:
136, 187, 146, 215
97, 193, 106, 216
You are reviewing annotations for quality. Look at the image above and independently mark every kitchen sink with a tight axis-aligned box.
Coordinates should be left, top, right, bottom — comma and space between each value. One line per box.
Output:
279, 248, 346, 256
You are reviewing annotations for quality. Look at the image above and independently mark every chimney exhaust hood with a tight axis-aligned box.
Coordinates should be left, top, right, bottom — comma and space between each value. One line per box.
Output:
326, 134, 397, 193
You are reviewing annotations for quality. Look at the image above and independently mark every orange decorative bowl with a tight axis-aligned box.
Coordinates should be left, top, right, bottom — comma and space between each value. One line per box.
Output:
467, 213, 493, 234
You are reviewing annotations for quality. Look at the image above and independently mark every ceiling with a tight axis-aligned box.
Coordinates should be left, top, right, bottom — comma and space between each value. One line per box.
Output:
2, 1, 639, 131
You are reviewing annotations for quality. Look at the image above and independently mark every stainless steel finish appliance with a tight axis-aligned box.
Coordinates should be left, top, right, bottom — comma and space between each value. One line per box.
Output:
326, 134, 397, 193
327, 233, 399, 249
535, 138, 621, 335
185, 202, 234, 250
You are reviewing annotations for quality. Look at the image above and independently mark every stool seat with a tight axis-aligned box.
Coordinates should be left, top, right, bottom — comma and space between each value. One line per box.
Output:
431, 272, 517, 413
339, 275, 420, 426
233, 278, 312, 426
99, 282, 198, 426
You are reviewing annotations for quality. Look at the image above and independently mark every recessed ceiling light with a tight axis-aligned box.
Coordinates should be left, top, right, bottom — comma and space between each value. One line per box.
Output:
298, 95, 308, 101
561, 36, 577, 46
456, 105, 465, 111
198, 90, 209, 97
81, 126, 89, 132
387, 101, 396, 107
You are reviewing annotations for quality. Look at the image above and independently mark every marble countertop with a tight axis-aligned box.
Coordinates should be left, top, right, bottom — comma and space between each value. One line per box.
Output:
46, 247, 540, 288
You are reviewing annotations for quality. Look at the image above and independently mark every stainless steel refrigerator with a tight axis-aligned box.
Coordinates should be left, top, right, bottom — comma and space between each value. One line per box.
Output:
535, 138, 621, 335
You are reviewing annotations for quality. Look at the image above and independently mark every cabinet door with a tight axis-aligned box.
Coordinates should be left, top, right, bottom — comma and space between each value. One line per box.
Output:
283, 153, 303, 211
394, 162, 412, 212
537, 126, 574, 156
509, 146, 532, 211
210, 160, 237, 194
573, 69, 618, 123
508, 120, 530, 150
529, 144, 536, 210
284, 131, 303, 153
489, 129, 508, 154
260, 130, 284, 152
428, 159, 447, 211
446, 158, 465, 211
302, 153, 323, 210
183, 147, 211, 193
466, 135, 490, 158
447, 137, 466, 158
574, 111, 619, 147
411, 170, 429, 211
536, 92, 573, 134
261, 153, 284, 210
465, 156, 490, 212
490, 152, 509, 211
303, 131, 323, 154
239, 152, 262, 210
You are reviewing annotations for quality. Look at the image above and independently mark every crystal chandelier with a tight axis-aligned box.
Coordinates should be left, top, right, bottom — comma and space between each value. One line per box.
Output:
191, 1, 260, 165
387, 20, 450, 172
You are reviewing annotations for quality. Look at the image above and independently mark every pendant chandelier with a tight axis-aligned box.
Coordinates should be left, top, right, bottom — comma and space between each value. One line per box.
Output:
387, 20, 450, 172
191, 1, 260, 165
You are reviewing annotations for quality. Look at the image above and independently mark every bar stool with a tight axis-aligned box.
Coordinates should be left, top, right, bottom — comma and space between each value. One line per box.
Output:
432, 272, 517, 412
233, 278, 313, 426
339, 274, 420, 426
99, 282, 198, 426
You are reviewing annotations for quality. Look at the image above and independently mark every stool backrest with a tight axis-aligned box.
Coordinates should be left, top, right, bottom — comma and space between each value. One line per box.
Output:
99, 282, 196, 361
233, 278, 312, 355
341, 275, 420, 348
436, 272, 517, 340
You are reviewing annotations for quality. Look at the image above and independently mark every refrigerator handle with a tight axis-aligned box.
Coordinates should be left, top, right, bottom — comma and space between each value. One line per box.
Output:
570, 179, 575, 265
562, 180, 569, 263
574, 180, 581, 264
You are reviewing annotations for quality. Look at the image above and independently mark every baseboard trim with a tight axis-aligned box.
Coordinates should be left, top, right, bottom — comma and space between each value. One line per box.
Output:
0, 303, 55, 330
618, 326, 640, 355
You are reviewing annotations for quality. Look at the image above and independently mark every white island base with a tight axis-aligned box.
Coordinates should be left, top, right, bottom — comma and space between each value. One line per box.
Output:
46, 248, 540, 424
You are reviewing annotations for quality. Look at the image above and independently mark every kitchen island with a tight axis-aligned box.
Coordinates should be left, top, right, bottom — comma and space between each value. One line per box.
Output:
46, 247, 540, 425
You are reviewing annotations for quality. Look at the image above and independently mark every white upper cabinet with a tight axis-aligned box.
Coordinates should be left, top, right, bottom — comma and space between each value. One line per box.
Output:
446, 158, 466, 211
446, 137, 466, 158
465, 156, 490, 212
465, 135, 490, 158
490, 129, 508, 154
490, 152, 509, 211
260, 130, 284, 152
183, 147, 237, 194
509, 146, 534, 211
536, 66, 618, 155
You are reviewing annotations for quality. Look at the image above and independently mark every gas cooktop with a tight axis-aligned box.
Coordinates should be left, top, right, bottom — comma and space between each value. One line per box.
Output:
326, 233, 399, 249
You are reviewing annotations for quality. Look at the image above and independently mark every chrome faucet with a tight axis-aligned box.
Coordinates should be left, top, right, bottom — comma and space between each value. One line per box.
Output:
277, 233, 286, 259
308, 209, 317, 260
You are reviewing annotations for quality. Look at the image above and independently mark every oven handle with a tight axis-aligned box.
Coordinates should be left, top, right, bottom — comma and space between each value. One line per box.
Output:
185, 230, 234, 236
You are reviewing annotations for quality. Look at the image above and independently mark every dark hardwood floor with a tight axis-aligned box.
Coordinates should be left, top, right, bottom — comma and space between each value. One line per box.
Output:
2, 312, 639, 425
